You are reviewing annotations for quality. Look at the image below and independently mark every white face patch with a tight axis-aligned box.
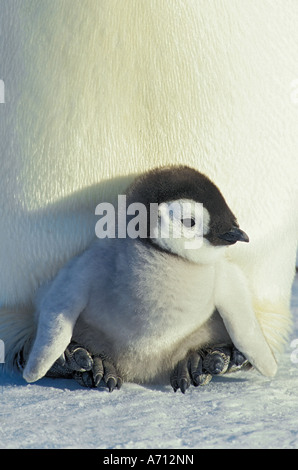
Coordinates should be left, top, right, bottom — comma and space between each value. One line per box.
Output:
155, 199, 203, 244
151, 199, 225, 264
203, 208, 210, 236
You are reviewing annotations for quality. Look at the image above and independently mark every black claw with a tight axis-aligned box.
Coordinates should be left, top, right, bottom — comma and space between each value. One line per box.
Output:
94, 373, 103, 387
192, 373, 204, 386
107, 377, 117, 392
85, 373, 94, 388
170, 373, 179, 392
74, 371, 94, 388
231, 348, 246, 367
92, 356, 104, 387
179, 378, 190, 394
170, 372, 178, 392
188, 351, 212, 387
228, 347, 251, 373
171, 380, 178, 393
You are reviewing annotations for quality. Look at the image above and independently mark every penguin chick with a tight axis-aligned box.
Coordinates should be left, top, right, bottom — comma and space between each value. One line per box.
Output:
23, 166, 277, 385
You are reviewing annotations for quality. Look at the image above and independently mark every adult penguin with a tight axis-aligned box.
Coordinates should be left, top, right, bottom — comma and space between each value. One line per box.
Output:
0, 1, 297, 374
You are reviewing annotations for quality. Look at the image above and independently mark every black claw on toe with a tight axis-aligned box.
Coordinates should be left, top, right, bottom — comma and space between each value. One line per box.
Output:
171, 344, 251, 393
107, 377, 117, 393
74, 370, 94, 388
99, 354, 122, 392
92, 356, 104, 387
116, 377, 123, 390
231, 348, 246, 367
170, 352, 212, 393
228, 347, 251, 372
188, 352, 212, 387
179, 378, 190, 394
74, 352, 123, 392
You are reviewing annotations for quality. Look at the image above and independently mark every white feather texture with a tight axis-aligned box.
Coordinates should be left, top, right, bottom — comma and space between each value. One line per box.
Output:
1, 0, 298, 368
23, 235, 276, 384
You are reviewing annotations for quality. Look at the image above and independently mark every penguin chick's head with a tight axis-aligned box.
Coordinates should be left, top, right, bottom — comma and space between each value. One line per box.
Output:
126, 165, 249, 263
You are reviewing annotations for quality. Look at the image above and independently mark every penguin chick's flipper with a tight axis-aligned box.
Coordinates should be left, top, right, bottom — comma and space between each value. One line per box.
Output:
23, 255, 91, 383
74, 353, 123, 392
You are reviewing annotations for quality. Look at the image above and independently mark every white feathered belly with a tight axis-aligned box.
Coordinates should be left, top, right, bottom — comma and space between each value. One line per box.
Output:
76, 254, 216, 383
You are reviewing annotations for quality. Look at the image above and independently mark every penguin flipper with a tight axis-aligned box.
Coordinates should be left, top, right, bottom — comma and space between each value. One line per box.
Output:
215, 261, 277, 378
23, 256, 91, 383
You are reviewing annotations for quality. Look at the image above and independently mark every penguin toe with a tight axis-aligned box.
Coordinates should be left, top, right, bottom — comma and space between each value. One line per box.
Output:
202, 346, 231, 375
100, 353, 123, 392
170, 357, 191, 393
170, 352, 212, 393
74, 370, 94, 388
188, 351, 212, 386
44, 341, 93, 379
44, 342, 123, 391
170, 344, 250, 394
65, 342, 93, 372
73, 353, 123, 392
228, 347, 252, 373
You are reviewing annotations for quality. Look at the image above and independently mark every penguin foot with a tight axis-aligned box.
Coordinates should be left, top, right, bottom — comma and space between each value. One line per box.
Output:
170, 346, 250, 393
73, 353, 123, 392
45, 343, 122, 392
202, 346, 231, 375
170, 351, 212, 393
45, 342, 93, 378
203, 345, 250, 375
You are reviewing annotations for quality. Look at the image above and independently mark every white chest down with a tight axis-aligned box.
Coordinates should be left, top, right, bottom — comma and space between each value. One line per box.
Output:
23, 235, 277, 384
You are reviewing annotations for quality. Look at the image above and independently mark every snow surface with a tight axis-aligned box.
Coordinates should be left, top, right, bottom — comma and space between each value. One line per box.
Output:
1, 274, 298, 450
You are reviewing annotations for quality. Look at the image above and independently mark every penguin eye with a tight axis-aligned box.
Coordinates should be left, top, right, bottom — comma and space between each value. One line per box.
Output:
181, 217, 196, 228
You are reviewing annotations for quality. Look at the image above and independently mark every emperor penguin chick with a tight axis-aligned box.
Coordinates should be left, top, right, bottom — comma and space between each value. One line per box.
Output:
23, 166, 277, 386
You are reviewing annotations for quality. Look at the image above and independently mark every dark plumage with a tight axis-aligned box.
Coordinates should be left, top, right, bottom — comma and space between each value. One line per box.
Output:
126, 165, 241, 246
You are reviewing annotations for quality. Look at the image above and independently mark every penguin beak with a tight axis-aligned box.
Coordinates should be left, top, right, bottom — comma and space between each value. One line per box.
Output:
218, 227, 249, 245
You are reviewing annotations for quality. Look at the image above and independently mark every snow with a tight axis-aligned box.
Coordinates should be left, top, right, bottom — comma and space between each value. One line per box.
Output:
1, 274, 298, 449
